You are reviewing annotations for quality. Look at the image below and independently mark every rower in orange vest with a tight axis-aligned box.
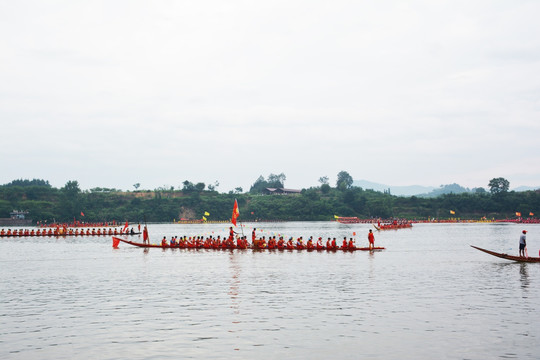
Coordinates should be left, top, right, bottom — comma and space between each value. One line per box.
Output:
307, 237, 314, 250
161, 236, 168, 247
296, 237, 305, 250
286, 237, 294, 250
342, 237, 348, 250
348, 238, 355, 250
277, 237, 285, 249
237, 236, 244, 248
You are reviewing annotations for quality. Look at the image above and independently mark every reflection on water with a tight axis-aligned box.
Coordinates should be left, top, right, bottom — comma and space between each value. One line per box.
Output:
1, 222, 539, 359
519, 263, 530, 290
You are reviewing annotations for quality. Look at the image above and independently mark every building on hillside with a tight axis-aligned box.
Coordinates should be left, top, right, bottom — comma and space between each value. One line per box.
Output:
0, 210, 32, 226
262, 188, 302, 195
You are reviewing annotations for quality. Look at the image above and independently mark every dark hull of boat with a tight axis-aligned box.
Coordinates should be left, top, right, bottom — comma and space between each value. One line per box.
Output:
113, 237, 385, 251
470, 245, 540, 263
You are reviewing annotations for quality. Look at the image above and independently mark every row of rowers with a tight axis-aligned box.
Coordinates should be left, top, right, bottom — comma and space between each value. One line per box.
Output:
161, 235, 359, 250
0, 227, 137, 237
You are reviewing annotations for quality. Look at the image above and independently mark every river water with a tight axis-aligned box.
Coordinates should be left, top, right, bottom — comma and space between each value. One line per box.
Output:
1, 222, 539, 359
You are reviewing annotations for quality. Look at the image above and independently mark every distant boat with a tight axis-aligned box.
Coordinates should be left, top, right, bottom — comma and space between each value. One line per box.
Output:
470, 245, 540, 263
335, 217, 360, 224
374, 223, 412, 231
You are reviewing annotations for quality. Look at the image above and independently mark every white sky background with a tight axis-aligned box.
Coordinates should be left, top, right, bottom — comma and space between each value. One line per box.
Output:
1, 0, 539, 192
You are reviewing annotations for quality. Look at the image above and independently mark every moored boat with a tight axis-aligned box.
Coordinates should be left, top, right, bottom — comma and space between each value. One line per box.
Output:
470, 245, 540, 263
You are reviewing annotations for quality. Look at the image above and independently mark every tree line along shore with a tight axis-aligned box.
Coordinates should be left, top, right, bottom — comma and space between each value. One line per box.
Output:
0, 177, 538, 224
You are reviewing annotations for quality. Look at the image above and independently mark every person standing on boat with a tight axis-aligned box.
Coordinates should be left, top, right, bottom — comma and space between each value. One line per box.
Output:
229, 227, 237, 241
519, 230, 527, 257
368, 229, 375, 250
252, 228, 257, 243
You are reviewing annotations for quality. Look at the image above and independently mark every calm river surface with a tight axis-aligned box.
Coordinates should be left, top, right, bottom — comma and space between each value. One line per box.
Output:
1, 222, 539, 359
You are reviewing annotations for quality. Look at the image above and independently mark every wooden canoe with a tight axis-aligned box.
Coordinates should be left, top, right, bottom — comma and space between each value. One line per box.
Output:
113, 237, 385, 251
470, 245, 540, 263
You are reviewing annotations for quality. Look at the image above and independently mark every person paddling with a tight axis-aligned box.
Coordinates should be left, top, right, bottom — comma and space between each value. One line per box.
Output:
519, 230, 527, 257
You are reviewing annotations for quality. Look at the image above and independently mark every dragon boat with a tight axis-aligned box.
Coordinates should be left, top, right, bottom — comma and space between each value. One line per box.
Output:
1, 231, 141, 237
373, 223, 412, 231
113, 237, 385, 251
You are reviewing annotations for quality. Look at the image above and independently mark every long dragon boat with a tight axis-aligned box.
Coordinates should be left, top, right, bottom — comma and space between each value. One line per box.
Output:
1, 231, 141, 237
373, 223, 412, 231
470, 245, 540, 263
113, 237, 385, 251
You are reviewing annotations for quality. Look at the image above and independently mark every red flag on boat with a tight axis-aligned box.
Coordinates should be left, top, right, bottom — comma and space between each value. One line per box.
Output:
80, 211, 85, 216
112, 237, 120, 248
516, 212, 522, 217
530, 212, 535, 216
122, 220, 129, 232
231, 199, 240, 226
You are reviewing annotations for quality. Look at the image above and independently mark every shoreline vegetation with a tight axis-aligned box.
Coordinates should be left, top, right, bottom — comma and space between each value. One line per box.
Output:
0, 177, 538, 224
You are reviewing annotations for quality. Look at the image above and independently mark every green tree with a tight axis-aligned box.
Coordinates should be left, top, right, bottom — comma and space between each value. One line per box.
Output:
62, 180, 81, 198
182, 180, 196, 193
318, 176, 329, 185
336, 171, 353, 190
488, 177, 510, 194
249, 176, 268, 194
268, 173, 286, 188
321, 183, 331, 194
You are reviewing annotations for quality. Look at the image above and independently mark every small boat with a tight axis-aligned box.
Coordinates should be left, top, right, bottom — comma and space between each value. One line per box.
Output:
470, 245, 540, 263
113, 237, 385, 251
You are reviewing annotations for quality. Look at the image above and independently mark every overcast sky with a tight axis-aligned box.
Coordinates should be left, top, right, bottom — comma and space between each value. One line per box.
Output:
1, 1, 539, 192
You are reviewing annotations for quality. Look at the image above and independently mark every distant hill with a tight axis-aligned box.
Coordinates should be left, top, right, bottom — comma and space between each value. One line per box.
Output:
513, 186, 539, 192
353, 179, 539, 197
352, 180, 435, 196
